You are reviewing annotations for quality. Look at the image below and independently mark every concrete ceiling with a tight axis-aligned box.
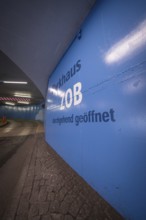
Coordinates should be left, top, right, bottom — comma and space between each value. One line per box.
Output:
0, 0, 97, 106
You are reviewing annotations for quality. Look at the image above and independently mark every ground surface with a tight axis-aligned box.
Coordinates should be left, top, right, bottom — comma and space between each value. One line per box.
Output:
0, 120, 123, 220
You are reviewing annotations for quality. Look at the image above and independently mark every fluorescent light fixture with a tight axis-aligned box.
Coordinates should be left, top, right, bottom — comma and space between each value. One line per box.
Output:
14, 92, 32, 98
3, 81, 28, 84
17, 101, 30, 104
5, 102, 15, 106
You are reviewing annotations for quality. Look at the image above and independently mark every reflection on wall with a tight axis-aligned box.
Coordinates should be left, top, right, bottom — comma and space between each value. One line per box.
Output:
105, 19, 146, 64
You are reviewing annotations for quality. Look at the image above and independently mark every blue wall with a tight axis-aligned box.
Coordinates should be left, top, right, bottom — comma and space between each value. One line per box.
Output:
0, 104, 44, 121
45, 0, 146, 219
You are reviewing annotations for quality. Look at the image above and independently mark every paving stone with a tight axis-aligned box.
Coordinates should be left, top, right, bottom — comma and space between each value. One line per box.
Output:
64, 215, 74, 220
58, 187, 68, 202
30, 189, 39, 202
33, 180, 40, 187
38, 187, 47, 201
41, 214, 52, 220
76, 217, 84, 220
21, 192, 31, 201
24, 177, 33, 187
59, 194, 73, 214
51, 213, 63, 220
2, 215, 14, 220
59, 200, 70, 215
23, 186, 32, 194
39, 202, 50, 215
35, 175, 41, 181
2, 133, 123, 220
77, 203, 90, 219
17, 201, 29, 215
64, 181, 74, 191
40, 179, 45, 186
49, 199, 60, 213
28, 204, 39, 217
15, 216, 28, 220
48, 190, 55, 201
28, 216, 40, 220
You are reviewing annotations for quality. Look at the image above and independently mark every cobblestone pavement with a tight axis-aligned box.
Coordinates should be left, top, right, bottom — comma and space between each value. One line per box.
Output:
3, 133, 123, 220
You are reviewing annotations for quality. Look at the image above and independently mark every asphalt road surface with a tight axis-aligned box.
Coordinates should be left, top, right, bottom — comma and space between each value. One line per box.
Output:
0, 120, 44, 218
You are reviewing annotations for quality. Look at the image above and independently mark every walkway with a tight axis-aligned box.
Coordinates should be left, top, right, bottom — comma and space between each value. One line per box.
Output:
1, 123, 123, 220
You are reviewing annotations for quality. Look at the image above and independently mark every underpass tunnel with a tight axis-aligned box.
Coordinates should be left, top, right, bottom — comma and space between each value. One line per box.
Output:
0, 0, 96, 98
0, 50, 45, 122
0, 0, 96, 121
0, 0, 146, 220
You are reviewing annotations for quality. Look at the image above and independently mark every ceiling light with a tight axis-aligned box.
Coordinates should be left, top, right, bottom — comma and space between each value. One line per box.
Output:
14, 92, 32, 98
3, 81, 28, 84
5, 102, 15, 106
17, 101, 30, 104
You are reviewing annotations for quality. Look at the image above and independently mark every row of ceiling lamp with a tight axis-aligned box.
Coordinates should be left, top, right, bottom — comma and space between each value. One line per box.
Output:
4, 101, 30, 106
1, 81, 31, 105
